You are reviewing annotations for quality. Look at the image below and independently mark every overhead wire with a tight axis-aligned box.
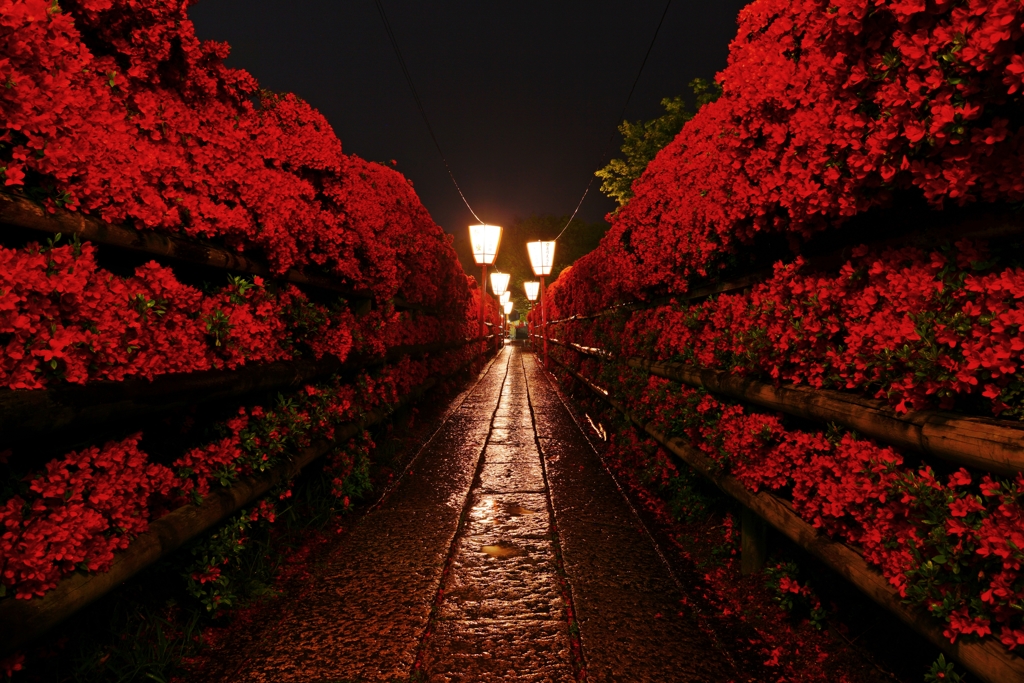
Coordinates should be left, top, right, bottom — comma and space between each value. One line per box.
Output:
374, 0, 672, 236
373, 0, 484, 224
555, 0, 673, 241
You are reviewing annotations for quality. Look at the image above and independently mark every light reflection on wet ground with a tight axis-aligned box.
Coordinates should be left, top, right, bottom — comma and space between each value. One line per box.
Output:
197, 345, 740, 682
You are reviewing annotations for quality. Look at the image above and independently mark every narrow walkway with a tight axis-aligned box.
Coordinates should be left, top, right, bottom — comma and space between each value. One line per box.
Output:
220, 345, 738, 682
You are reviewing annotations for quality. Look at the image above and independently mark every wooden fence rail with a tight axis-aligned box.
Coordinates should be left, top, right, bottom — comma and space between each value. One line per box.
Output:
0, 347, 487, 656
548, 336, 1024, 476
549, 352, 1024, 683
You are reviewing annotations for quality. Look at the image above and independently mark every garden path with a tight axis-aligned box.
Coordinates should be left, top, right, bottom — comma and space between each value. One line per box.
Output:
210, 345, 741, 682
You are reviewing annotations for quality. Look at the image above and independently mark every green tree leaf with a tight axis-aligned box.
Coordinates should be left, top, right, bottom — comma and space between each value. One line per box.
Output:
595, 78, 721, 208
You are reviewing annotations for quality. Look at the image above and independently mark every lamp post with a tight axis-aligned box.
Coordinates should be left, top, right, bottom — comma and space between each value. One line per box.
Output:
527, 241, 555, 370
490, 272, 510, 297
503, 300, 513, 339
491, 271, 510, 348
470, 225, 502, 353
499, 291, 511, 341
524, 281, 539, 350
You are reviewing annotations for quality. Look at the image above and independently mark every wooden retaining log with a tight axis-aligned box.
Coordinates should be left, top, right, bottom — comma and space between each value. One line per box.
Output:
549, 336, 1024, 476
0, 429, 338, 656
679, 212, 1024, 308
0, 348, 486, 655
0, 192, 364, 295
544, 212, 1024, 326
0, 192, 427, 312
632, 358, 1024, 477
0, 339, 477, 442
550, 353, 1024, 683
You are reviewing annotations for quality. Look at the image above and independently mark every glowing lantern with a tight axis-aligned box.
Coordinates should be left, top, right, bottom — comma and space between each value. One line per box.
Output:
469, 225, 502, 265
503, 301, 513, 315
469, 224, 502, 352
527, 240, 556, 370
524, 281, 540, 301
490, 271, 510, 297
500, 290, 511, 305
527, 241, 556, 276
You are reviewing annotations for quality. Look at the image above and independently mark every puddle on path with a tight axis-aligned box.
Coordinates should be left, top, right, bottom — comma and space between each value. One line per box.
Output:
505, 503, 538, 516
481, 541, 528, 558
472, 497, 539, 522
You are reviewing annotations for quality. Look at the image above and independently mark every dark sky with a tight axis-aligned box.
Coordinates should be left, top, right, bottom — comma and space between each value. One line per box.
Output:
188, 1, 748, 236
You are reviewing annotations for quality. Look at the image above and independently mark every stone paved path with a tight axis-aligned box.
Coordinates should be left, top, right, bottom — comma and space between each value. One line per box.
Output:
225, 344, 739, 682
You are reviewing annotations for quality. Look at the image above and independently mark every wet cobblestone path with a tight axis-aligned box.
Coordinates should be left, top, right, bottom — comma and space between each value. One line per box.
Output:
223, 345, 739, 682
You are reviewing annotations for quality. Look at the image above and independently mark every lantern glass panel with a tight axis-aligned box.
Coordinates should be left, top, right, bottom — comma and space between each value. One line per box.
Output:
527, 241, 556, 276
524, 281, 540, 301
490, 271, 510, 296
503, 301, 513, 315
469, 224, 502, 265
500, 290, 511, 305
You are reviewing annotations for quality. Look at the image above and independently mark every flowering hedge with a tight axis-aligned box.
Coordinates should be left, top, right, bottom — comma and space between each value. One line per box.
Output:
0, 235, 494, 390
0, 0, 493, 646
0, 0, 469, 305
555, 0, 1024, 313
0, 239, 344, 389
545, 240, 1024, 421
0, 349, 477, 600
591, 419, 906, 678
541, 236, 1024, 649
532, 0, 1024, 658
0, 0, 487, 389
551, 344, 1024, 650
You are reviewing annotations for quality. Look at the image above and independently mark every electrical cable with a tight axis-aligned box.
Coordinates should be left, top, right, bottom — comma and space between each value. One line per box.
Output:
373, 0, 484, 224
555, 0, 673, 241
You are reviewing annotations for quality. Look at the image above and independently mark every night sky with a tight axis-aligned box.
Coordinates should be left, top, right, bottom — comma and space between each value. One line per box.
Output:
188, 1, 748, 237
